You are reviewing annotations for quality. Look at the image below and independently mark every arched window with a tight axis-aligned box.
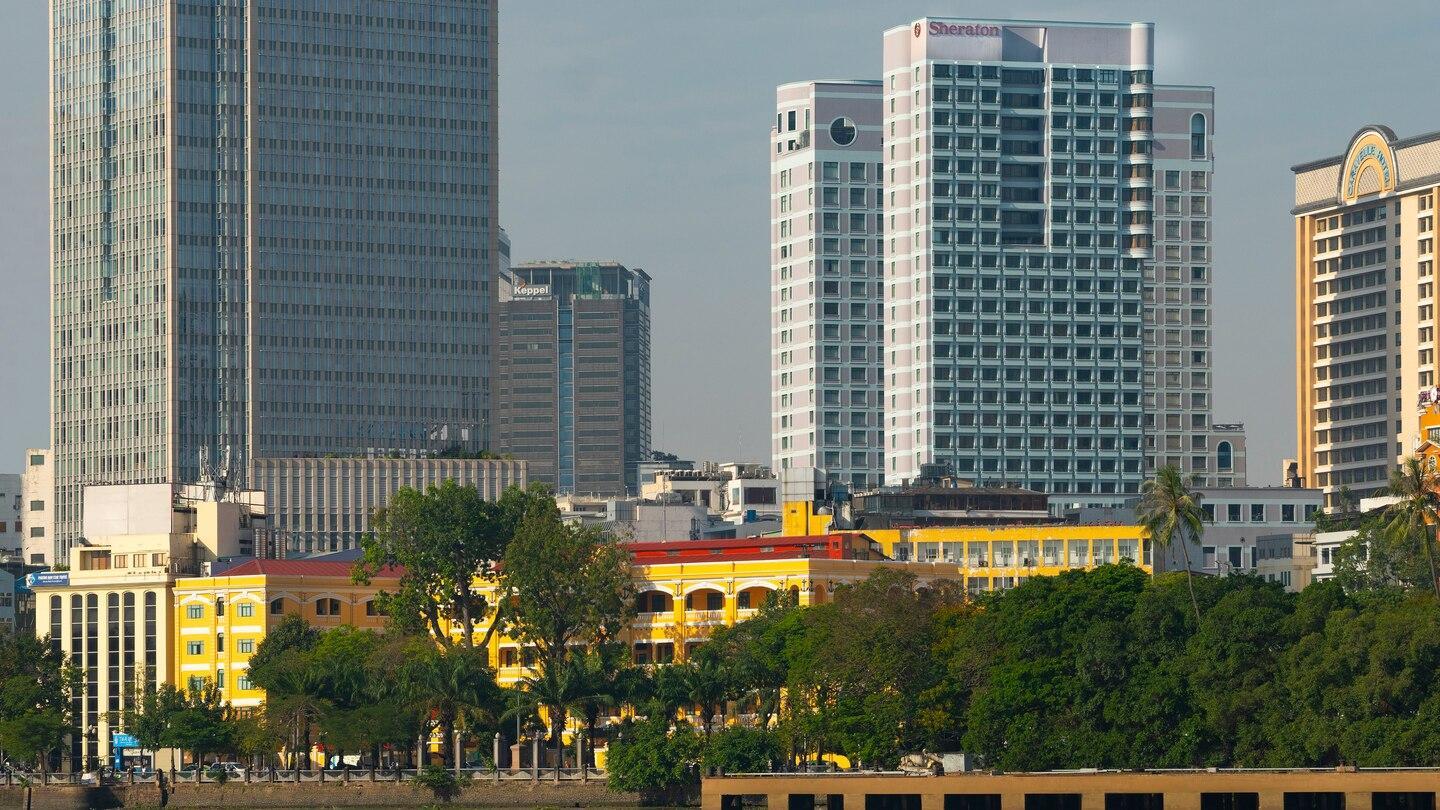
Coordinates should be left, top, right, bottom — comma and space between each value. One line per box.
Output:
1217, 441, 1233, 471
1190, 113, 1207, 158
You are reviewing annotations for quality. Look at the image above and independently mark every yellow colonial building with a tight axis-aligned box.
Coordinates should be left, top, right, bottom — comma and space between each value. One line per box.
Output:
172, 559, 398, 707
30, 482, 268, 771
469, 534, 966, 685
783, 500, 1151, 592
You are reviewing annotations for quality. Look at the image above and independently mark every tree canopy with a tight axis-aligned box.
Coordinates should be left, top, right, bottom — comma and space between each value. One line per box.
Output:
355, 481, 553, 647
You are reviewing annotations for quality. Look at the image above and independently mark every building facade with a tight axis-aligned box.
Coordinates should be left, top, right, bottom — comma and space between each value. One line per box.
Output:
50, 1, 499, 554
495, 262, 651, 495
21, 449, 54, 565
172, 559, 396, 709
31, 482, 266, 770
1146, 86, 1248, 487
0, 474, 20, 560
770, 80, 885, 491
466, 534, 962, 685
1294, 126, 1440, 506
248, 456, 525, 556
881, 19, 1157, 495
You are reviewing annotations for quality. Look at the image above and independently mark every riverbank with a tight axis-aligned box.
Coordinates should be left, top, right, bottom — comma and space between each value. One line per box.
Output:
0, 779, 646, 809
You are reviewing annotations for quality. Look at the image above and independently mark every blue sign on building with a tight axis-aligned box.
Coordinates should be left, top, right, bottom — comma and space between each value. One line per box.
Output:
25, 571, 69, 588
112, 733, 140, 750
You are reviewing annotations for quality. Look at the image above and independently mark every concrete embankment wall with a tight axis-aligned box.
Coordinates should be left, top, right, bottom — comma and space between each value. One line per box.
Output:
1, 780, 643, 808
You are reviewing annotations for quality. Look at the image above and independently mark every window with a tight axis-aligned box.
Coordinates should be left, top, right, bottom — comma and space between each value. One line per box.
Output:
1227, 504, 1242, 523
829, 117, 857, 146
1217, 441, 1233, 470
238, 639, 254, 654
186, 605, 204, 619
269, 598, 285, 615
237, 603, 254, 618
216, 633, 225, 653
187, 676, 205, 692
1107, 796, 1163, 810
1283, 794, 1344, 810
186, 641, 204, 655
237, 675, 253, 691
366, 600, 387, 617
215, 597, 225, 617
28, 500, 43, 511
1281, 504, 1296, 523
1202, 794, 1259, 810
315, 598, 341, 617
29, 454, 43, 466
1190, 113, 1207, 157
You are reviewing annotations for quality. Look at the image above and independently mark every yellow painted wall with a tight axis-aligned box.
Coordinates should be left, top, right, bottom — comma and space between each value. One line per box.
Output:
173, 573, 391, 706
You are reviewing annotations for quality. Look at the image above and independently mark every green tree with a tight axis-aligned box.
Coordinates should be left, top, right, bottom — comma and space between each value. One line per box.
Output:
1380, 456, 1440, 594
701, 726, 781, 774
356, 481, 552, 647
504, 653, 609, 771
0, 634, 72, 771
1333, 519, 1431, 594
498, 497, 634, 764
399, 641, 503, 767
566, 645, 633, 764
498, 498, 635, 664
701, 591, 802, 729
1137, 464, 1208, 622
164, 682, 235, 766
605, 718, 702, 803
247, 616, 328, 768
675, 652, 733, 738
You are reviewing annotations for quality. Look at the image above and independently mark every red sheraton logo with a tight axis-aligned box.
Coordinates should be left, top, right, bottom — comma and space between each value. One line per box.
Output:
920, 21, 1001, 37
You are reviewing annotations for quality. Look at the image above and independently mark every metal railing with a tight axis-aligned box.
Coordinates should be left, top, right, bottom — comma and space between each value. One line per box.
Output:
6, 765, 607, 787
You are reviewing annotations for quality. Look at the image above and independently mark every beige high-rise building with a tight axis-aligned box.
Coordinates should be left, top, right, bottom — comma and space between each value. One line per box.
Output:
1294, 126, 1440, 506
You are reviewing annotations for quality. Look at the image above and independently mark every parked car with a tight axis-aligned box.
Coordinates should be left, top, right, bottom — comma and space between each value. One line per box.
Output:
209, 762, 246, 779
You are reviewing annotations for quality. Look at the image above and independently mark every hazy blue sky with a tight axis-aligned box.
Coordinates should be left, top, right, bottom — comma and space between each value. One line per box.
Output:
3, 2, 1439, 484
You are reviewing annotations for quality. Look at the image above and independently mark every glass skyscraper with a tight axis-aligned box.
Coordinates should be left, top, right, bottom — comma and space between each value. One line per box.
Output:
50, 1, 497, 552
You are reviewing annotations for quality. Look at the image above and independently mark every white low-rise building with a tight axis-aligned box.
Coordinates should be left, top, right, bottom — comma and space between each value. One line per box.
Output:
21, 449, 53, 565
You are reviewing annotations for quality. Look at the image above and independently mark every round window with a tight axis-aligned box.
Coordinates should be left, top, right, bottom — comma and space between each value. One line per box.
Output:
829, 117, 857, 146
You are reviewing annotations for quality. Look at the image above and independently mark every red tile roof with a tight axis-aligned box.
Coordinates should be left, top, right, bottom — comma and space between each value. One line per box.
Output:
214, 559, 401, 579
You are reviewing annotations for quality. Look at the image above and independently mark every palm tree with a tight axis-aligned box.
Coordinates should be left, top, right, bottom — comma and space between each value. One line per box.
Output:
565, 647, 628, 766
1382, 455, 1440, 594
507, 658, 606, 773
1136, 465, 1207, 623
399, 643, 502, 768
679, 653, 733, 738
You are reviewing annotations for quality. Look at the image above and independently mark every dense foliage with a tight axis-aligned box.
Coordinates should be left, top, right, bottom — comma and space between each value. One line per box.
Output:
0, 634, 73, 769
356, 481, 554, 647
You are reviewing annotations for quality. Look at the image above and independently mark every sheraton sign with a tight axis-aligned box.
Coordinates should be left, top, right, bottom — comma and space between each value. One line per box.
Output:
919, 21, 1001, 37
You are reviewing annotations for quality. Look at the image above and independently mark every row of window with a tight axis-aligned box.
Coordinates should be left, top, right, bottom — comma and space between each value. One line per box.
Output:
1200, 502, 1320, 524
183, 596, 385, 619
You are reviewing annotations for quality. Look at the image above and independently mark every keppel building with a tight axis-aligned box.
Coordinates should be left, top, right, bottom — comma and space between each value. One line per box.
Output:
770, 80, 885, 491
495, 262, 652, 496
50, 1, 499, 554
1294, 126, 1440, 506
